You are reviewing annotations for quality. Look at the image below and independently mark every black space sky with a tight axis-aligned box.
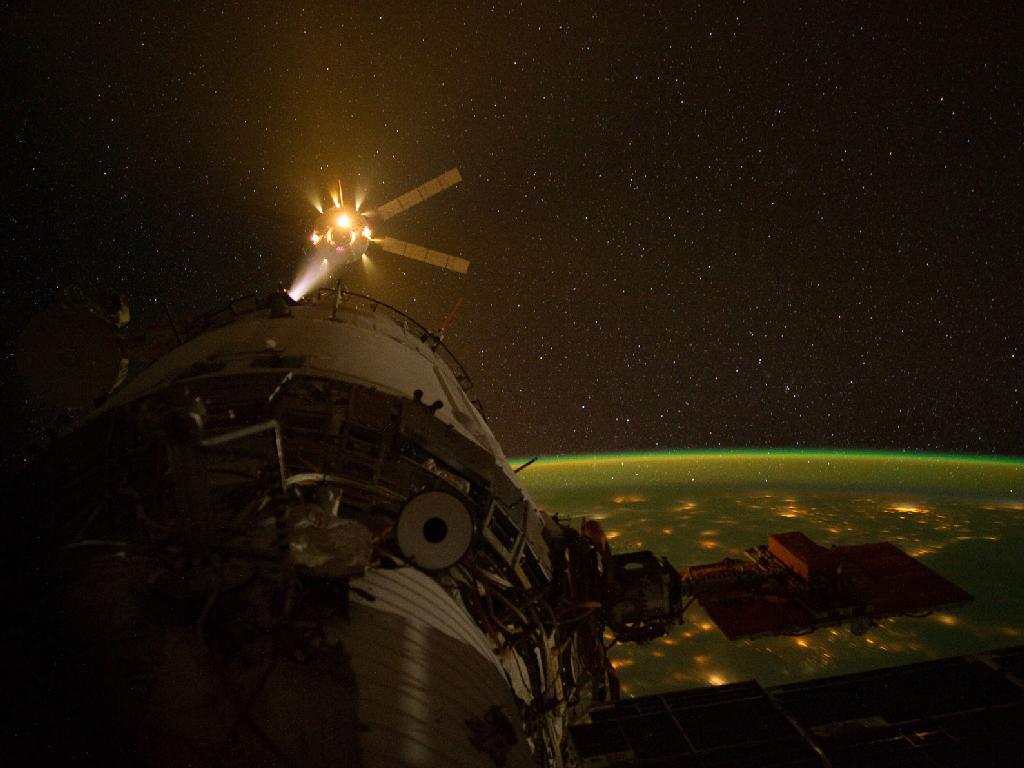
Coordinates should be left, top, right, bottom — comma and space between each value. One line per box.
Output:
6, 4, 1023, 460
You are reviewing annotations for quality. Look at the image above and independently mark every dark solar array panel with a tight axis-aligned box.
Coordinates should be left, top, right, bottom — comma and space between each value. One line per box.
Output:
572, 681, 821, 767
987, 645, 1024, 681
770, 648, 1024, 768
569, 646, 1024, 767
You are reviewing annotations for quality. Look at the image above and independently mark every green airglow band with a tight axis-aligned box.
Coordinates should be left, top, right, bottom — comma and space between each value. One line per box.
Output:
507, 450, 1024, 498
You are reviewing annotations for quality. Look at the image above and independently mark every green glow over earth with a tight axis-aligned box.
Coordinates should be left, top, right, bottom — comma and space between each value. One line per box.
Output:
514, 450, 1023, 497
514, 450, 1024, 696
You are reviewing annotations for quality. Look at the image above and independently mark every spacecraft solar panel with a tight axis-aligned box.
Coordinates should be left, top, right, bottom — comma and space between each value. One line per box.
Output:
375, 168, 463, 222
569, 645, 1024, 767
378, 236, 470, 274
571, 680, 821, 767
698, 540, 974, 640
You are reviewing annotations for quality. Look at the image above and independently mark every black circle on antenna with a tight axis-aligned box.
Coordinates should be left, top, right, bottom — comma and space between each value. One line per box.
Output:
423, 517, 448, 544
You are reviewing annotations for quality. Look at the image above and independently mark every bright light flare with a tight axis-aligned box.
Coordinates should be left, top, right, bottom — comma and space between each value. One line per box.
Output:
288, 263, 319, 301
336, 213, 351, 228
362, 225, 372, 238
310, 232, 321, 245
289, 247, 337, 300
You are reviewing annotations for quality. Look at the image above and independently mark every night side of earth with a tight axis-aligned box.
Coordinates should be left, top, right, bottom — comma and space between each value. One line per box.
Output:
515, 450, 1024, 695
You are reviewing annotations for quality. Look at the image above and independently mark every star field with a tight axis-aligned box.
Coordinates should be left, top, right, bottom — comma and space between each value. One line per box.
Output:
6, 4, 1023, 460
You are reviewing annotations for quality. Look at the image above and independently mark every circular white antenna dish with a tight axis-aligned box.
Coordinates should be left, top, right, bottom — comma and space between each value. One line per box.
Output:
396, 491, 473, 570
